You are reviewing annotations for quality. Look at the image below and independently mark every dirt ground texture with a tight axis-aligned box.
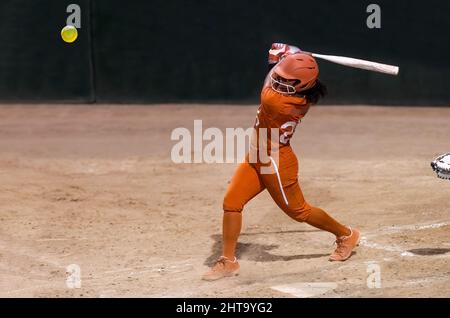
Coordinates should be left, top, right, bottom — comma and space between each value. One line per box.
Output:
0, 104, 449, 298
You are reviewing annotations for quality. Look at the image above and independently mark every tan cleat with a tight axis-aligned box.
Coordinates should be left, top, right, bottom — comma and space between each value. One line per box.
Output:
202, 256, 240, 281
329, 228, 361, 262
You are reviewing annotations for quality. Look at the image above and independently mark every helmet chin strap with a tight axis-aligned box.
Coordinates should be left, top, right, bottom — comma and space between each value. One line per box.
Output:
270, 73, 296, 95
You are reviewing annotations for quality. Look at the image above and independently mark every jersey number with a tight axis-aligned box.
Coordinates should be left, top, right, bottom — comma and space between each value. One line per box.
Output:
280, 121, 297, 144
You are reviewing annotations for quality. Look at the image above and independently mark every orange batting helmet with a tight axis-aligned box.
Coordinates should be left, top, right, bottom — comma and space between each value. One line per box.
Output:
271, 53, 319, 94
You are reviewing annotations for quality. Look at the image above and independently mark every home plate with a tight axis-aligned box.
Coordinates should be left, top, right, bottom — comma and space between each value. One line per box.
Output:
271, 282, 338, 298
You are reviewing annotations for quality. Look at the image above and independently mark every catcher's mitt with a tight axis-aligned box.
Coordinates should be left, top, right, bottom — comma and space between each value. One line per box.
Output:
431, 153, 450, 180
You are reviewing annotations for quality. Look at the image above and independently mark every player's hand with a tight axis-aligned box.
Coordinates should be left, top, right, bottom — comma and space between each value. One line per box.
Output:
268, 43, 302, 64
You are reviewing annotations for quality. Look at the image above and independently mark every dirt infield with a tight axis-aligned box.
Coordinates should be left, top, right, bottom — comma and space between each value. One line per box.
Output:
0, 104, 449, 297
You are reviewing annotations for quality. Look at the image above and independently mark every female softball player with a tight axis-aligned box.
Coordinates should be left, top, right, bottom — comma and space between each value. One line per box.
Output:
202, 43, 360, 281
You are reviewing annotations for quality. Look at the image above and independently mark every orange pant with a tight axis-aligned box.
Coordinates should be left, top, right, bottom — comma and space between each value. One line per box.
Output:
223, 146, 312, 222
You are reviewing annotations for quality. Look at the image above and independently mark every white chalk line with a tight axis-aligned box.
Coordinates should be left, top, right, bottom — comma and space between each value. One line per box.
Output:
359, 239, 406, 254
364, 220, 450, 239
360, 219, 450, 257
371, 274, 450, 290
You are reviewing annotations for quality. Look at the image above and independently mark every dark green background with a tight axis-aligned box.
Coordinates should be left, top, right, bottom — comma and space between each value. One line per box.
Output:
0, 0, 449, 105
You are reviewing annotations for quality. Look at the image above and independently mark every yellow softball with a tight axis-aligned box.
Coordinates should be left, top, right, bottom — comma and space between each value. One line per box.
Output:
61, 25, 78, 43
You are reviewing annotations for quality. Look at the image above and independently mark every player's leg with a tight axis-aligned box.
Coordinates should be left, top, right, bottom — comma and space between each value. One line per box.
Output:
221, 161, 266, 259
270, 180, 360, 261
260, 149, 360, 261
279, 181, 351, 238
304, 205, 350, 237
202, 160, 265, 281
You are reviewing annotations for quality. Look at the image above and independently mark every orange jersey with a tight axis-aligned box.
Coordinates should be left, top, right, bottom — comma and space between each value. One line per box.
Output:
254, 86, 311, 150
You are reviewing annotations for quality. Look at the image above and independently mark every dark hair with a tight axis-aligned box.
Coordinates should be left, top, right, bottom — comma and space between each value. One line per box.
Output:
297, 80, 327, 104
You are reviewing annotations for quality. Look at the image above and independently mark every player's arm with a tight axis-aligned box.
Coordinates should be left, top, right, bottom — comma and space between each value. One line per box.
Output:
268, 43, 302, 70
264, 43, 302, 87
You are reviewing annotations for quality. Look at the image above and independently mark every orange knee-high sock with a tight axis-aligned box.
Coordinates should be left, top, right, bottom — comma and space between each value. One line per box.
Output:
222, 212, 242, 260
305, 207, 351, 237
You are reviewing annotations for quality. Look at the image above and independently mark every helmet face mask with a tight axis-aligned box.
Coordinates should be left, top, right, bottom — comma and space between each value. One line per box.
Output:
270, 72, 298, 95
